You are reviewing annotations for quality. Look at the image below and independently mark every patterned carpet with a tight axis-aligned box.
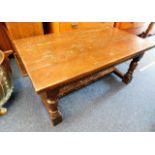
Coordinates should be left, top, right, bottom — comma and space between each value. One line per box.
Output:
0, 37, 155, 132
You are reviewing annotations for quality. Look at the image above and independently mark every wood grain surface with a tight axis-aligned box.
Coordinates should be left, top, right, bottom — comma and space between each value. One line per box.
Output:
13, 26, 155, 92
5, 22, 44, 40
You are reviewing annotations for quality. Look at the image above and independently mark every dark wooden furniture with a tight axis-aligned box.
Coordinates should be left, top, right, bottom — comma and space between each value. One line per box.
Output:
114, 22, 150, 35
45, 22, 114, 33
0, 23, 13, 51
140, 22, 155, 38
13, 26, 155, 126
5, 22, 44, 76
44, 22, 150, 35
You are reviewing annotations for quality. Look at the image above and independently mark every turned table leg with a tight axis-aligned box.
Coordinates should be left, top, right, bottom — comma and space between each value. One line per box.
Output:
123, 54, 144, 84
39, 89, 62, 126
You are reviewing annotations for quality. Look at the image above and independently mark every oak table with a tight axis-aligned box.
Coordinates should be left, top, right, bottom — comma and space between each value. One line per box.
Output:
13, 27, 155, 126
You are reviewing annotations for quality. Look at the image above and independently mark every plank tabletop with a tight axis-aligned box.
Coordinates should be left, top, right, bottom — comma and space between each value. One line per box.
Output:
13, 26, 155, 92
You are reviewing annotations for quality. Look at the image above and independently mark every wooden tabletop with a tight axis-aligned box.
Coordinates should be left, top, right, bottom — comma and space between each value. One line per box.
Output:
13, 26, 155, 92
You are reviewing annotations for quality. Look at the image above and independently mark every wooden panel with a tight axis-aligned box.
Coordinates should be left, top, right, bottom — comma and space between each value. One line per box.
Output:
59, 22, 114, 32
80, 22, 114, 28
0, 23, 13, 50
59, 67, 114, 97
5, 22, 44, 40
59, 22, 74, 32
115, 22, 146, 29
46, 22, 114, 33
115, 22, 150, 35
45, 22, 60, 33
13, 27, 155, 92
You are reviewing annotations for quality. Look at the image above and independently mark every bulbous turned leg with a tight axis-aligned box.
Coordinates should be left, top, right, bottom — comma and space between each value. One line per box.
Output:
46, 98, 62, 126
123, 54, 144, 84
0, 107, 7, 116
39, 89, 62, 126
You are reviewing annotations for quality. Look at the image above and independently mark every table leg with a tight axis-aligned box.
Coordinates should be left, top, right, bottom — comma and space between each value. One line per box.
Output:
123, 54, 144, 84
39, 89, 62, 126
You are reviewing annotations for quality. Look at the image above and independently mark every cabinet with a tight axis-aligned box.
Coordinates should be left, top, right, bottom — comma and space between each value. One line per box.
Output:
5, 22, 44, 40
114, 22, 150, 35
46, 22, 114, 33
59, 22, 114, 32
46, 22, 152, 35
0, 23, 13, 51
